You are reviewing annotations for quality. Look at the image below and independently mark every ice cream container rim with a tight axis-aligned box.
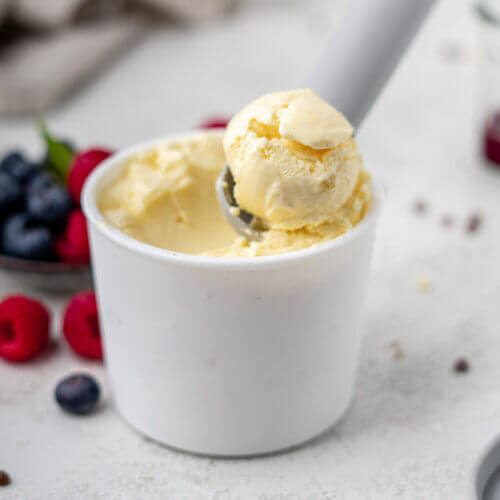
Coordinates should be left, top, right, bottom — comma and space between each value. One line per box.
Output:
82, 130, 384, 271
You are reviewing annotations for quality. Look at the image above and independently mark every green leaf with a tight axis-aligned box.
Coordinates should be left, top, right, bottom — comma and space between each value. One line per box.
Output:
38, 119, 74, 180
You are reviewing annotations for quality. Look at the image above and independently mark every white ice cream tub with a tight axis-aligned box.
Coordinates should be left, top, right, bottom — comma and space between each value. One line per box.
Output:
82, 132, 383, 457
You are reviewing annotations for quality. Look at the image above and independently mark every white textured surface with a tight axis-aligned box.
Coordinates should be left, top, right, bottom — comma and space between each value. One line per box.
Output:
1, 0, 500, 498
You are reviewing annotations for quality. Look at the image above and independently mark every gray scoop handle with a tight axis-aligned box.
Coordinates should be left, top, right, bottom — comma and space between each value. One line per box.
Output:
308, 0, 437, 129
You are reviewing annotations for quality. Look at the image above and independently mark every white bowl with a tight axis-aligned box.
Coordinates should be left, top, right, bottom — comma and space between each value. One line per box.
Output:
470, 432, 500, 499
82, 132, 383, 457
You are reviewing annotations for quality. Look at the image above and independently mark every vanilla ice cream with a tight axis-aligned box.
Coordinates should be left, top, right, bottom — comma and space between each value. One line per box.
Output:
223, 89, 361, 230
98, 90, 371, 257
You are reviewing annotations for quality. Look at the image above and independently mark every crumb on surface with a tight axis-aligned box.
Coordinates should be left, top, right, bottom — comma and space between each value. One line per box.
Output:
453, 358, 470, 374
415, 277, 433, 292
389, 341, 405, 361
439, 41, 472, 64
466, 213, 482, 234
413, 199, 429, 215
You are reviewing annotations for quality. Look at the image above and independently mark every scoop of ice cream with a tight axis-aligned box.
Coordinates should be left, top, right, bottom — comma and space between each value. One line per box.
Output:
223, 89, 362, 230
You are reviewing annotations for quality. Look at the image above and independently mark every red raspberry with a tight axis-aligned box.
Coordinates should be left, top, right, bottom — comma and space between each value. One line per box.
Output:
68, 149, 112, 204
63, 292, 102, 360
199, 117, 231, 129
0, 296, 50, 362
55, 210, 90, 264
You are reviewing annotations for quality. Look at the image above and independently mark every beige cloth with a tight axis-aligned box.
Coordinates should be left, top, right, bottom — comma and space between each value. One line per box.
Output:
0, 0, 234, 113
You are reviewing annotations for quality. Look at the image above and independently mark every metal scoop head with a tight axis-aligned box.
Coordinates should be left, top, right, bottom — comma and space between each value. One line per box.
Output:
216, 165, 263, 242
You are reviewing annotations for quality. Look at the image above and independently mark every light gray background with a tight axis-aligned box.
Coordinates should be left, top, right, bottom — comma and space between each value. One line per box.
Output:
1, 0, 500, 498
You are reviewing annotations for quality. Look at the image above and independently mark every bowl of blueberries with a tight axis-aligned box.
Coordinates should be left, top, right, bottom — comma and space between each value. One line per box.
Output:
0, 124, 112, 293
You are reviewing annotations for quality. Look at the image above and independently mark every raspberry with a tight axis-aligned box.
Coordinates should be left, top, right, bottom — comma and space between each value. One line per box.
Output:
63, 292, 102, 360
55, 210, 90, 264
199, 117, 230, 129
68, 149, 112, 204
0, 296, 50, 362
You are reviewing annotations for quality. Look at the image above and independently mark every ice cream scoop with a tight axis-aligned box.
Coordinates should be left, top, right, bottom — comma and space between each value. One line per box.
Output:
216, 90, 358, 241
223, 90, 361, 231
218, 0, 437, 240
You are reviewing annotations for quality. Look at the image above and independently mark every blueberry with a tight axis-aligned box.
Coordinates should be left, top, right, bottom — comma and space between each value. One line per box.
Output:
0, 151, 37, 184
27, 181, 71, 226
55, 374, 100, 415
27, 172, 54, 194
0, 172, 23, 216
0, 151, 22, 169
2, 213, 53, 260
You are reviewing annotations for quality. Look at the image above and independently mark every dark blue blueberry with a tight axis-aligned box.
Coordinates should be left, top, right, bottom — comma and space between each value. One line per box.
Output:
55, 374, 100, 415
0, 172, 23, 216
1, 213, 53, 260
0, 151, 22, 169
0, 151, 37, 184
27, 172, 55, 194
27, 182, 71, 226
